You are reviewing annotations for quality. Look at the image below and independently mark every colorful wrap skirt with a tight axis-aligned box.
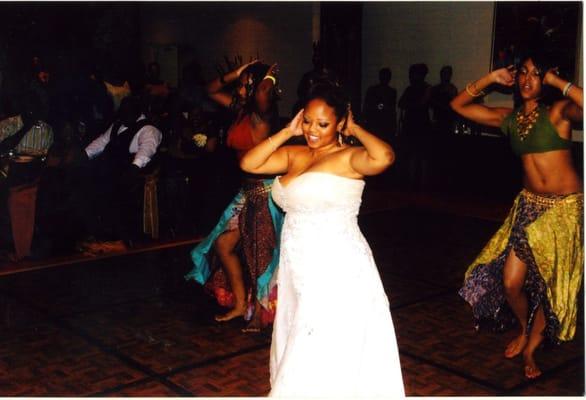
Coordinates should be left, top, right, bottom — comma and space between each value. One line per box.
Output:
185, 179, 284, 325
459, 189, 583, 342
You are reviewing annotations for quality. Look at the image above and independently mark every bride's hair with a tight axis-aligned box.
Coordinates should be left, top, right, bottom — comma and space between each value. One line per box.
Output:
305, 80, 349, 122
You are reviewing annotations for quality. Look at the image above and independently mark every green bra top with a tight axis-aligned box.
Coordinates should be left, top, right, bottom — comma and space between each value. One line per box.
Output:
501, 105, 573, 156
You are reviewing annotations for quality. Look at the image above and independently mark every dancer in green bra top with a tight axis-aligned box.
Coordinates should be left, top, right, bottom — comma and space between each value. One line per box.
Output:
451, 51, 583, 380
502, 104, 573, 156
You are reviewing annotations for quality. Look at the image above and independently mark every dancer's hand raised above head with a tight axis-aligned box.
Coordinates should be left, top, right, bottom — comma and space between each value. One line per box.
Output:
490, 66, 516, 87
236, 59, 259, 77
542, 67, 560, 86
267, 63, 279, 78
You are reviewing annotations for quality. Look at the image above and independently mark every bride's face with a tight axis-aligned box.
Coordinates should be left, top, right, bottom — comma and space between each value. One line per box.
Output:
302, 99, 340, 148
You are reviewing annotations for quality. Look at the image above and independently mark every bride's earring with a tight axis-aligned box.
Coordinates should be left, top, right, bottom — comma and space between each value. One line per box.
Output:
337, 132, 343, 146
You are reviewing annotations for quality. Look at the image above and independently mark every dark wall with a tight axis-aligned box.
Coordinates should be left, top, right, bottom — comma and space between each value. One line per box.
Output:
0, 3, 141, 103
320, 2, 362, 111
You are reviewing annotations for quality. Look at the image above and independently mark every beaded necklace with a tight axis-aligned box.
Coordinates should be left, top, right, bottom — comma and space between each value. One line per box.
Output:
515, 106, 540, 141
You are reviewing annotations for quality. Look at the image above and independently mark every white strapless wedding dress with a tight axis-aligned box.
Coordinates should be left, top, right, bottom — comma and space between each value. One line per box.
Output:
269, 172, 404, 398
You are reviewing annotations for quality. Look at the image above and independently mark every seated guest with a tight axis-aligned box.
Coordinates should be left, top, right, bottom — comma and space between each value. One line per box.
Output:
169, 104, 218, 160
78, 96, 162, 252
0, 93, 53, 261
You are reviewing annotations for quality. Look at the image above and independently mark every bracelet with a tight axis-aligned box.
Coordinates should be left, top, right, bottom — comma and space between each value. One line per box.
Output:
465, 83, 486, 97
563, 82, 573, 96
263, 75, 276, 85
267, 136, 277, 152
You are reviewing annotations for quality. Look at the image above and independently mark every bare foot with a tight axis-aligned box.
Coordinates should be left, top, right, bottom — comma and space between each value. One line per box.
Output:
215, 307, 246, 322
523, 353, 542, 379
504, 333, 528, 359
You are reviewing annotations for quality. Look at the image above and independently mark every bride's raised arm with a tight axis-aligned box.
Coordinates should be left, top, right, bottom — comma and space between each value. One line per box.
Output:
240, 109, 304, 175
345, 109, 395, 176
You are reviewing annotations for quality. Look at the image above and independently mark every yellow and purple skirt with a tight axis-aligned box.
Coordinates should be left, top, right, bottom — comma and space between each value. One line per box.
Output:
459, 189, 583, 342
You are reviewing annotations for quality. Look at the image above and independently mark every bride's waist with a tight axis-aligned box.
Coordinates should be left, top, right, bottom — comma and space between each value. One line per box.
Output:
284, 214, 359, 230
285, 212, 357, 221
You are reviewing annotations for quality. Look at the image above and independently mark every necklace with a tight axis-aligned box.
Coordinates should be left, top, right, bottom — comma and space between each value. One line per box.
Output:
515, 106, 539, 141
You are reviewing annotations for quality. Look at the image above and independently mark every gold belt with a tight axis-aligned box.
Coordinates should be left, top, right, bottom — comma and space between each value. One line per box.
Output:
521, 189, 582, 207
243, 183, 271, 196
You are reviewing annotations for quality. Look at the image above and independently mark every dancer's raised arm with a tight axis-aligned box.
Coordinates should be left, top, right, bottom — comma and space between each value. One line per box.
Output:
450, 67, 515, 127
206, 60, 259, 108
544, 69, 583, 123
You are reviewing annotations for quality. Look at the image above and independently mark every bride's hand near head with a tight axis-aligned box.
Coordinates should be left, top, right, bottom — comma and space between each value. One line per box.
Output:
287, 109, 305, 137
341, 105, 358, 137
240, 109, 301, 175
344, 103, 395, 177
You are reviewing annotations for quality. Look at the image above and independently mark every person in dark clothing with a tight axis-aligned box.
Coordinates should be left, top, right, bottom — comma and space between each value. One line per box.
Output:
75, 96, 162, 251
292, 41, 340, 117
28, 64, 53, 126
398, 63, 432, 189
431, 66, 458, 136
363, 67, 397, 141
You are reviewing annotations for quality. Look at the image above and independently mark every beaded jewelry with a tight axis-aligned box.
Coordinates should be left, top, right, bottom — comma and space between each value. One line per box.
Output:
515, 107, 540, 141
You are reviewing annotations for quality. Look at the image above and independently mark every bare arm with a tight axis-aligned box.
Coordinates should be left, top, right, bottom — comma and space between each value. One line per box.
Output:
345, 109, 395, 176
450, 68, 514, 127
240, 110, 304, 175
206, 60, 259, 108
544, 70, 583, 123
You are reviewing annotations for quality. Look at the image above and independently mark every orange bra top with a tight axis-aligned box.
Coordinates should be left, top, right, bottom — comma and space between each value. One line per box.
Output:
227, 114, 255, 161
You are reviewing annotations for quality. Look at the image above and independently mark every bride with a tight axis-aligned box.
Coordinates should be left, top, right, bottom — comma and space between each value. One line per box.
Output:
241, 81, 405, 397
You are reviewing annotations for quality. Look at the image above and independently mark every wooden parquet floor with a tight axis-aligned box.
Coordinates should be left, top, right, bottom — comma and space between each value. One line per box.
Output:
0, 204, 582, 397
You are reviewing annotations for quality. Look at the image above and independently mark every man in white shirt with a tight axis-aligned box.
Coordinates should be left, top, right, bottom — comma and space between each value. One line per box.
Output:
79, 96, 162, 249
85, 98, 161, 170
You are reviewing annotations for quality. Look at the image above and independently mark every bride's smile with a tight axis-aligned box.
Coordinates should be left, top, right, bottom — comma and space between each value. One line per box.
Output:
302, 99, 340, 149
